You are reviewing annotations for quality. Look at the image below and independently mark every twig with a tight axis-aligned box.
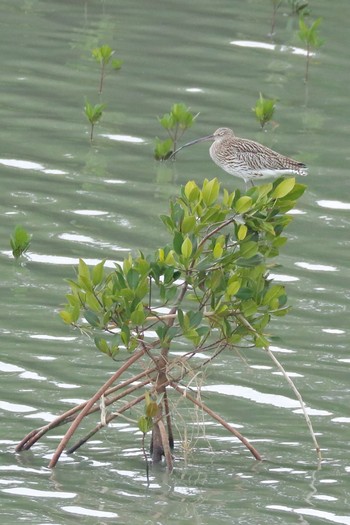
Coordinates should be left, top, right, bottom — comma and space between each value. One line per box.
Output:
48, 347, 146, 468
66, 392, 146, 454
16, 365, 157, 452
236, 313, 322, 460
157, 418, 173, 471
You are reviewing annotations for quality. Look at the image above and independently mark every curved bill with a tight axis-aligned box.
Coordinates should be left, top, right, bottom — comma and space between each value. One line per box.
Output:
169, 133, 216, 160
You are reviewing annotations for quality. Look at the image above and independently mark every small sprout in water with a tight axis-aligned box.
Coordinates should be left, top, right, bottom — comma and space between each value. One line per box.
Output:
92, 44, 123, 94
253, 93, 277, 129
270, 0, 283, 36
297, 16, 324, 82
84, 99, 106, 142
154, 137, 173, 160
10, 225, 31, 259
155, 103, 199, 160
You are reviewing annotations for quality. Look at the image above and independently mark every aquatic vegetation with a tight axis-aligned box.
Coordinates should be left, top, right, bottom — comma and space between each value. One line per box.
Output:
16, 177, 321, 471
270, 0, 283, 35
10, 225, 31, 259
252, 93, 277, 129
155, 103, 198, 160
92, 44, 122, 94
84, 99, 106, 142
297, 16, 324, 82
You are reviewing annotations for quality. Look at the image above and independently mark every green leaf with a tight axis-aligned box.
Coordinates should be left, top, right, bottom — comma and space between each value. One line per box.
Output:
173, 231, 184, 255
181, 237, 193, 259
255, 334, 269, 348
213, 240, 223, 259
78, 258, 90, 280
59, 310, 73, 324
138, 415, 153, 434
263, 285, 285, 306
84, 310, 101, 327
235, 196, 252, 213
92, 259, 105, 286
130, 306, 146, 325
146, 401, 158, 418
121, 324, 130, 346
242, 299, 258, 317
94, 336, 110, 354
239, 241, 258, 259
181, 215, 196, 234
226, 280, 241, 297
202, 178, 220, 206
236, 254, 263, 267
188, 311, 203, 329
184, 180, 200, 202
271, 178, 295, 199
237, 224, 247, 240
126, 268, 140, 289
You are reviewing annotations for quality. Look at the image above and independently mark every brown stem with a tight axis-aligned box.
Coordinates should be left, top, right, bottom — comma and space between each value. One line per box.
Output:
16, 364, 157, 452
163, 389, 174, 449
157, 419, 173, 471
66, 392, 146, 454
170, 382, 262, 461
48, 347, 146, 468
66, 374, 176, 454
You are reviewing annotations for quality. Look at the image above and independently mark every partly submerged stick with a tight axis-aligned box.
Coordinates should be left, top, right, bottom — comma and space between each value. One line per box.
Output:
237, 314, 321, 460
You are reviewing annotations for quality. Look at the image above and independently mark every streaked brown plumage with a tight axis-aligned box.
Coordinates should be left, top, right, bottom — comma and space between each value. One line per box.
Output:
171, 127, 308, 184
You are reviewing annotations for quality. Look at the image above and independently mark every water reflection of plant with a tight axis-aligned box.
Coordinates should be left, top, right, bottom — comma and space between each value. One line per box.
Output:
16, 177, 321, 473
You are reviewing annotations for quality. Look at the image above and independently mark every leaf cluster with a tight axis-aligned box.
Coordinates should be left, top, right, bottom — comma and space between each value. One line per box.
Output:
155, 103, 199, 160
10, 225, 31, 259
84, 100, 106, 125
253, 93, 277, 129
60, 177, 306, 358
92, 44, 123, 71
298, 17, 324, 50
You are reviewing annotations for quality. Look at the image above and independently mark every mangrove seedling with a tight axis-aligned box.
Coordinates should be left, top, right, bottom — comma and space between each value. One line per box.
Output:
297, 16, 324, 82
270, 0, 283, 35
10, 225, 31, 259
84, 99, 106, 142
16, 177, 321, 470
92, 44, 122, 94
155, 103, 199, 160
253, 93, 277, 129
154, 137, 173, 161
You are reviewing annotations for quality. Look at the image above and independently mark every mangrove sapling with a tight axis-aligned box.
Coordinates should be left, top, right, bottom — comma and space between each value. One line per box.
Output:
270, 0, 283, 36
10, 226, 31, 259
155, 103, 199, 160
16, 177, 321, 469
84, 99, 106, 142
297, 16, 324, 82
252, 93, 277, 130
92, 44, 122, 94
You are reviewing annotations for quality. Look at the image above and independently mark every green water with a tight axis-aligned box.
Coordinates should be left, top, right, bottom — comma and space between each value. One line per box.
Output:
1, 1, 350, 523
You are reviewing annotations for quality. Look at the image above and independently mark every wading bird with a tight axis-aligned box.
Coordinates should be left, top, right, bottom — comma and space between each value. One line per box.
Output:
170, 127, 307, 185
